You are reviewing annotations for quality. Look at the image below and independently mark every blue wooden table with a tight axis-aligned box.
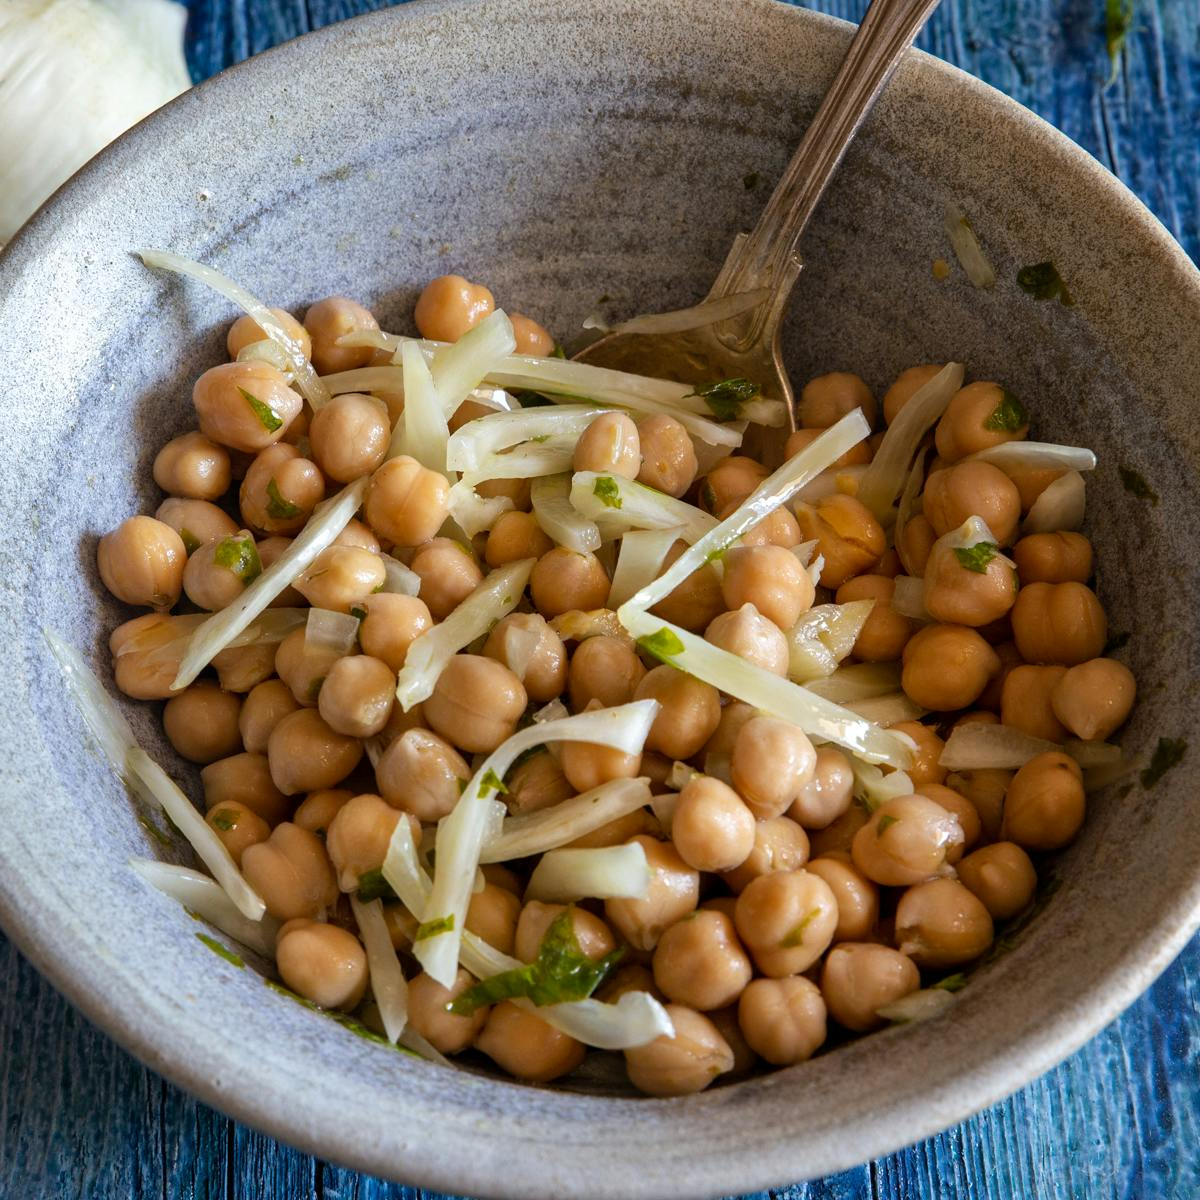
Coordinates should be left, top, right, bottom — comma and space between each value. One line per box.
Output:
3, 1, 1199, 1197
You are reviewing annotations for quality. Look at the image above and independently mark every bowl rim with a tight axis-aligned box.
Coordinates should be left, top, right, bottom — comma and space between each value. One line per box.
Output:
2, 0, 1199, 1195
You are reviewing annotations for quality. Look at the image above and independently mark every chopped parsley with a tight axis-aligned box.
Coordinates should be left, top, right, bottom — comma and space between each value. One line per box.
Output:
1140, 737, 1186, 788
1016, 262, 1075, 306
349, 605, 367, 621
238, 386, 283, 432
448, 907, 624, 1015
478, 768, 509, 797
356, 868, 396, 903
179, 527, 201, 555
592, 476, 623, 509
933, 972, 968, 993
1105, 0, 1135, 85
876, 813, 899, 835
196, 933, 244, 968
983, 389, 1028, 432
414, 914, 455, 942
781, 907, 822, 948
266, 477, 301, 520
637, 627, 686, 665
954, 542, 999, 574
1118, 465, 1158, 505
689, 377, 759, 422
551, 344, 567, 359
210, 809, 238, 831
213, 535, 262, 584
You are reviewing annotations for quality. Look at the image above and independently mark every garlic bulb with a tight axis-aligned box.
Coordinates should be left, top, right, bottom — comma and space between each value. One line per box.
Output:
0, 0, 191, 245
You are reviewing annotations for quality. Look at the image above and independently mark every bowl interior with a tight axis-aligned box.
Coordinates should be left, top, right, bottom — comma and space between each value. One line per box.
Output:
2, 0, 1199, 1196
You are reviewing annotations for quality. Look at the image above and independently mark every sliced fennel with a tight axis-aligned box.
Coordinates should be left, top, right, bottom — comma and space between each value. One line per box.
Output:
786, 601, 876, 682
939, 722, 1060, 770
617, 608, 911, 768
138, 249, 330, 408
481, 778, 653, 862
394, 558, 535, 710
130, 859, 277, 956
608, 288, 770, 337
172, 477, 369, 689
963, 441, 1097, 473
943, 202, 996, 289
805, 662, 903, 703
47, 631, 265, 920
379, 554, 421, 597
531, 474, 602, 553
844, 693, 926, 725
390, 339, 449, 471
415, 700, 660, 987
447, 480, 515, 538
856, 363, 964, 522
877, 987, 955, 1024
607, 528, 684, 609
114, 608, 307, 671
349, 895, 408, 1045
1023, 471, 1086, 534
851, 758, 916, 812
305, 608, 360, 657
890, 576, 931, 620
460, 439, 577, 486
447, 406, 608, 472
570, 472, 716, 542
427, 310, 518, 416
624, 409, 871, 614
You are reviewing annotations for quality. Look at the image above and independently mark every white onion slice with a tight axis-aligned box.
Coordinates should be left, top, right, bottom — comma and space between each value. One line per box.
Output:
963, 442, 1097, 473
524, 844, 651, 902
305, 608, 359, 657
350, 895, 408, 1045
1023, 470, 1086, 534
943, 202, 996, 288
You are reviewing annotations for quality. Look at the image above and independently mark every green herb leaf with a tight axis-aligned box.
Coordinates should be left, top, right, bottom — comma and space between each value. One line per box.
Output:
448, 908, 625, 1015
239, 386, 284, 433
592, 476, 623, 509
196, 932, 244, 968
415, 914, 455, 942
983, 389, 1028, 432
1103, 630, 1130, 655
137, 813, 174, 847
530, 434, 551, 444
781, 907, 821, 948
743, 171, 760, 191
1140, 737, 1186, 788
637, 626, 686, 665
1118, 465, 1159, 505
356, 868, 396, 903
210, 809, 238, 832
266, 477, 301, 520
1016, 262, 1075, 306
876, 813, 899, 835
213, 535, 262, 584
179, 527, 201, 555
478, 768, 509, 797
1105, 0, 1135, 86
933, 972, 968, 992
954, 542, 999, 574
349, 605, 367, 621
689, 377, 760, 422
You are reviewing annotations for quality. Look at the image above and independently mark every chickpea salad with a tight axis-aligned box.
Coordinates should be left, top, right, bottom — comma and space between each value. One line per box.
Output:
49, 249, 1140, 1095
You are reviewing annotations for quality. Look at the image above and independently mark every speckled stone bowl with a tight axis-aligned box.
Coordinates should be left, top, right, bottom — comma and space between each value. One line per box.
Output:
1, 0, 1198, 1195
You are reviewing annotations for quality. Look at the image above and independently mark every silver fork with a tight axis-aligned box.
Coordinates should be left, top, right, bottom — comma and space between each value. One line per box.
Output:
574, 0, 943, 451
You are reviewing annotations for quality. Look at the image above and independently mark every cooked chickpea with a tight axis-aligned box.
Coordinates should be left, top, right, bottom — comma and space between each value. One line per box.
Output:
239, 443, 325, 535
945, 767, 1011, 843
241, 823, 337, 921
898, 513, 937, 577
1012, 531, 1093, 585
407, 969, 489, 1053
798, 371, 877, 428
634, 665, 721, 760
805, 853, 879, 942
509, 312, 554, 356
851, 793, 964, 886
1011, 581, 1107, 666
788, 747, 855, 829
413, 274, 495, 343
97, 515, 187, 610
730, 717, 816, 820
318, 654, 395, 738
922, 533, 1018, 627
785, 426, 873, 469
700, 455, 768, 514
212, 642, 278, 693
704, 604, 789, 675
916, 782, 981, 856
163, 682, 243, 763
737, 977, 827, 1066
308, 392, 390, 483
226, 308, 311, 361
889, 721, 946, 787
325, 793, 403, 891
505, 749, 573, 815
477, 1001, 586, 1083
1000, 664, 1068, 741
922, 461, 1021, 545
295, 544, 384, 613
293, 789, 353, 838
376, 728, 470, 820
192, 361, 303, 453
1051, 657, 1136, 741
975, 638, 1022, 711
567, 634, 646, 711
649, 541, 725, 632
573, 411, 641, 478
409, 538, 483, 620
560, 699, 643, 792
624, 1004, 733, 1095
1002, 751, 1085, 850
153, 431, 232, 501
358, 592, 433, 672
333, 519, 381, 554
424, 654, 527, 753
734, 869, 838, 976
796, 494, 887, 589
957, 841, 1038, 920
274, 627, 344, 706
721, 544, 813, 631
201, 751, 290, 825
569, 807, 660, 849
807, 800, 869, 858
671, 775, 756, 872
485, 510, 553, 566
605, 836, 700, 951
883, 364, 943, 424
466, 883, 522, 955
303, 296, 379, 373
901, 624, 1000, 711
267, 708, 364, 795
723, 816, 811, 893
701, 701, 755, 763
895, 877, 994, 967
935, 381, 1029, 462
514, 902, 616, 964
275, 918, 367, 1010
182, 530, 260, 611
836, 575, 916, 660
636, 413, 698, 497
820, 943, 920, 1032
155, 496, 239, 553
205, 799, 270, 865
650, 909, 751, 1011
364, 456, 450, 548
731, 502, 804, 550
529, 547, 610, 617
482, 613, 567, 703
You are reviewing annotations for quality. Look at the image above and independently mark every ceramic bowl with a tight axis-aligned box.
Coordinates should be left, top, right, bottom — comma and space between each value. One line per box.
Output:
1, 0, 1197, 1195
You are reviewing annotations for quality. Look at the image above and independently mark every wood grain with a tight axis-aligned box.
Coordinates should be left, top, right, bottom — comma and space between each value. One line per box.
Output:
2, 0, 1198, 1196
